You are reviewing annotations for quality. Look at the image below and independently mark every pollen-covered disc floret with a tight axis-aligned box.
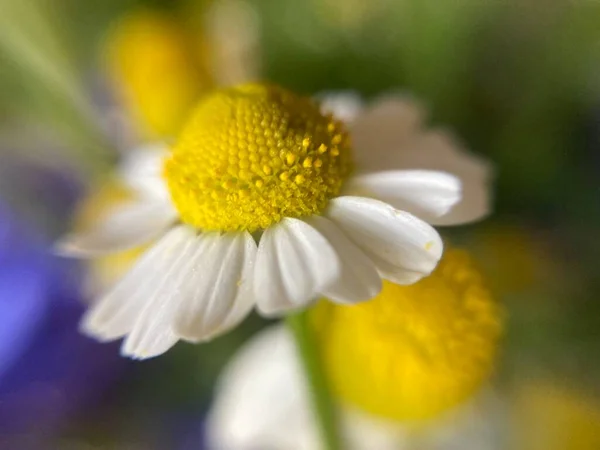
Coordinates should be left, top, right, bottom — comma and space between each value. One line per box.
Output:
164, 84, 353, 232
311, 248, 503, 422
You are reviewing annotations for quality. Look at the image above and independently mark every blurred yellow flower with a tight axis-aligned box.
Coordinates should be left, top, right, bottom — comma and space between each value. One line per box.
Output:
104, 8, 213, 138
312, 247, 503, 421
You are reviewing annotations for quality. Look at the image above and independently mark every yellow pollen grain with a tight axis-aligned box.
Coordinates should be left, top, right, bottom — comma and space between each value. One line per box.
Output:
311, 247, 503, 422
164, 83, 353, 232
286, 152, 297, 165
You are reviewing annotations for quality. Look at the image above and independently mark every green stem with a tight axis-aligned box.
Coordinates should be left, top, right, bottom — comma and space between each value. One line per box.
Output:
285, 310, 341, 450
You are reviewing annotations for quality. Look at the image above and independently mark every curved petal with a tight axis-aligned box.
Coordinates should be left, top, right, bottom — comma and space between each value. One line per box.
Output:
121, 329, 179, 360
327, 196, 443, 285
56, 201, 176, 257
350, 95, 492, 225
305, 216, 381, 304
382, 130, 492, 225
206, 326, 414, 450
427, 174, 490, 226
346, 170, 462, 223
80, 226, 192, 343
118, 143, 171, 201
206, 325, 320, 450
205, 237, 258, 341
119, 227, 206, 359
254, 218, 340, 317
172, 232, 257, 342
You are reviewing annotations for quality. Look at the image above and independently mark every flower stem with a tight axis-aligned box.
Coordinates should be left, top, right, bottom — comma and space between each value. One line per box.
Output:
286, 310, 341, 450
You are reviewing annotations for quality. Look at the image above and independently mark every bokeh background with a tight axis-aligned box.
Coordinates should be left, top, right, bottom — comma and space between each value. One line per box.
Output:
1, 0, 600, 448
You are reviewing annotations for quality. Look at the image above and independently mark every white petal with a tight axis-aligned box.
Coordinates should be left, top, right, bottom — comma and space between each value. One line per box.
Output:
327, 196, 443, 285
254, 218, 340, 317
121, 329, 179, 360
349, 93, 492, 225
381, 130, 492, 225
119, 143, 171, 201
305, 216, 381, 304
350, 95, 426, 168
399, 130, 491, 181
80, 226, 191, 342
206, 236, 258, 340
173, 232, 257, 342
206, 325, 320, 450
346, 170, 462, 223
56, 201, 176, 257
427, 174, 490, 226
352, 102, 492, 225
119, 227, 205, 359
318, 91, 363, 124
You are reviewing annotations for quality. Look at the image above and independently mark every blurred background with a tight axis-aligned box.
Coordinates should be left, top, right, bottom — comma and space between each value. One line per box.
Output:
1, 0, 600, 448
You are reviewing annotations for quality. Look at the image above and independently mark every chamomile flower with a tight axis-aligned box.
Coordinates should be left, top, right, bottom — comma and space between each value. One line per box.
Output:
207, 325, 503, 450
206, 248, 504, 449
59, 83, 492, 359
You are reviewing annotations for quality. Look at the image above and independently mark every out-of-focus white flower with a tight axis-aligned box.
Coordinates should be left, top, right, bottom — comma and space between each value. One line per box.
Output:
206, 325, 505, 450
58, 85, 493, 359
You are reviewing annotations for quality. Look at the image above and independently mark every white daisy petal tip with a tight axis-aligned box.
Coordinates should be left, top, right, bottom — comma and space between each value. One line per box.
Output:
78, 313, 115, 343
78, 226, 196, 351
347, 169, 463, 222
306, 215, 383, 305
120, 331, 179, 361
78, 303, 129, 345
327, 196, 443, 286
54, 201, 177, 258
254, 218, 341, 317
172, 232, 257, 342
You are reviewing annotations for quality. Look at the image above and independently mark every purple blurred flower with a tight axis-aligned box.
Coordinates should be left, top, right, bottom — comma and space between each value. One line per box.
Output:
0, 201, 128, 439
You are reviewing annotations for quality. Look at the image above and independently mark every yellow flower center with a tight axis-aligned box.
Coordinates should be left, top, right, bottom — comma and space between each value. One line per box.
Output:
311, 248, 503, 422
164, 83, 353, 232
